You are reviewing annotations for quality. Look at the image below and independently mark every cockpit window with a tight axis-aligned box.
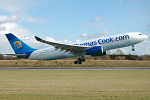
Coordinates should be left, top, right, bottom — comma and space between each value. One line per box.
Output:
139, 33, 142, 35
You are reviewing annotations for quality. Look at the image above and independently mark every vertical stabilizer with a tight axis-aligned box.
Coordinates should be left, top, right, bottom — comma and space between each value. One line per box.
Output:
5, 33, 37, 58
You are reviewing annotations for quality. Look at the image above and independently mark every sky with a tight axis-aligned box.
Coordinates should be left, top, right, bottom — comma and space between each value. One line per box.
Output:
0, 0, 150, 55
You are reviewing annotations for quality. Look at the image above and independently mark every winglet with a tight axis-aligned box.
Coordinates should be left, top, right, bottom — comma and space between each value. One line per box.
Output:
35, 36, 42, 41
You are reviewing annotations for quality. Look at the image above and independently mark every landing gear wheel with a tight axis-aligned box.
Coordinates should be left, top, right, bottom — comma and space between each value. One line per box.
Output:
132, 48, 135, 51
82, 58, 85, 62
79, 61, 82, 64
74, 61, 78, 64
74, 57, 85, 64
78, 57, 82, 64
132, 45, 135, 51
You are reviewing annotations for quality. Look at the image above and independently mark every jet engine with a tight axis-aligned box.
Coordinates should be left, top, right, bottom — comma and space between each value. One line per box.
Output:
85, 46, 106, 56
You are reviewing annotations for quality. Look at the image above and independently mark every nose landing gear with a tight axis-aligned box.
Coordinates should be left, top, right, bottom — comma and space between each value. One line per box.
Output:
74, 57, 86, 64
132, 45, 135, 51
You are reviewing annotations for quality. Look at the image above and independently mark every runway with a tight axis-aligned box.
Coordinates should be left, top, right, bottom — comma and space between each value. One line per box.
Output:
0, 67, 150, 70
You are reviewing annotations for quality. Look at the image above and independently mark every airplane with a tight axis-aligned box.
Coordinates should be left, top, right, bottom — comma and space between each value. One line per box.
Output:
5, 32, 148, 64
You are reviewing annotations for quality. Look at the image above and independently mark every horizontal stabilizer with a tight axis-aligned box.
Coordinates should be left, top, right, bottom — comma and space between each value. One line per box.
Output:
5, 54, 26, 58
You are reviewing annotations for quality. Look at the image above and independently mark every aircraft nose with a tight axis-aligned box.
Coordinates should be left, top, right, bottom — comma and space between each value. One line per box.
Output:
143, 35, 148, 40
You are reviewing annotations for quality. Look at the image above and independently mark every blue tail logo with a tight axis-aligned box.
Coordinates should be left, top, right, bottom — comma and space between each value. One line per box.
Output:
13, 41, 23, 51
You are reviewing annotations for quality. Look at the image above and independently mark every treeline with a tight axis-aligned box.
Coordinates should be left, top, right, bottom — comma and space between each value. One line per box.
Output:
0, 53, 150, 60
91, 54, 150, 60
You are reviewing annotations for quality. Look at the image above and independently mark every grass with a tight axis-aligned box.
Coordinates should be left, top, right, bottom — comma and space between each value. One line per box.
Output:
0, 60, 150, 67
0, 70, 150, 100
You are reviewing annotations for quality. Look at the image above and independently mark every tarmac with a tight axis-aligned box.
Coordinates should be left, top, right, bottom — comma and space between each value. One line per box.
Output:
0, 67, 150, 70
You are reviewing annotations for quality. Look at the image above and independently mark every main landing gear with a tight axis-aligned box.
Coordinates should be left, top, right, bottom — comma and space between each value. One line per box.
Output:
132, 45, 135, 51
74, 57, 86, 64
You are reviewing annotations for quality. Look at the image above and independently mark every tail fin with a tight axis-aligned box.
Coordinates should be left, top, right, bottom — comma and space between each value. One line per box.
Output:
5, 33, 37, 58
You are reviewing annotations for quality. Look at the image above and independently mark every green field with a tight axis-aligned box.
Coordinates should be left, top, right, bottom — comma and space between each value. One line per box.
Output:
0, 70, 150, 100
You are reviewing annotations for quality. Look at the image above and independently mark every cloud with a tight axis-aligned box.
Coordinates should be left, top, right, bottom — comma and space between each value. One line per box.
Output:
83, 25, 101, 29
0, 2, 47, 54
91, 16, 106, 22
81, 30, 111, 38
144, 41, 150, 44
0, 0, 48, 54
76, 40, 81, 43
146, 24, 150, 28
0, 0, 47, 23
119, 0, 123, 4
81, 33, 88, 38
19, 36, 30, 40
0, 14, 71, 54
0, 23, 31, 36
109, 48, 128, 54
45, 37, 56, 42
136, 8, 149, 11
0, 14, 46, 35
0, 0, 23, 13
17, 14, 47, 23
24, 16, 46, 23
0, 15, 19, 24
0, 15, 41, 53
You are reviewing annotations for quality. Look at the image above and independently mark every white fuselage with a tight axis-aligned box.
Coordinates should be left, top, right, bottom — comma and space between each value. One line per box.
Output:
28, 32, 148, 60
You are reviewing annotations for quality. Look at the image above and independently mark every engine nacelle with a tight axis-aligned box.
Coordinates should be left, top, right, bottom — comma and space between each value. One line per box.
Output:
85, 46, 106, 56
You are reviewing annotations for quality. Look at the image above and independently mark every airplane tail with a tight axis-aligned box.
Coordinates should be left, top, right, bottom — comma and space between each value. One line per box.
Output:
5, 33, 37, 58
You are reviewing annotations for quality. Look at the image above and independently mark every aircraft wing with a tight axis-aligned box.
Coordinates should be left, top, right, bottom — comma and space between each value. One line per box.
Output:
35, 36, 88, 54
